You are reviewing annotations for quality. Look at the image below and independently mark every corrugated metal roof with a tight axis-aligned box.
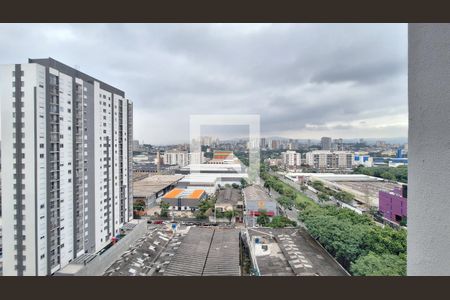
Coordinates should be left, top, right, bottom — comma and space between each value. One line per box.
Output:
163, 188, 183, 199
164, 227, 241, 276
188, 189, 206, 199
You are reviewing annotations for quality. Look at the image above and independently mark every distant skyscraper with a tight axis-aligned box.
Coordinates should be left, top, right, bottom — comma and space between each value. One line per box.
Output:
260, 138, 266, 149
271, 139, 280, 150
321, 137, 332, 150
0, 58, 133, 275
333, 138, 343, 151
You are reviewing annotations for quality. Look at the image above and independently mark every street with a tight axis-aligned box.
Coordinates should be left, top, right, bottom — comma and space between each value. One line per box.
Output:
267, 169, 320, 203
258, 176, 305, 228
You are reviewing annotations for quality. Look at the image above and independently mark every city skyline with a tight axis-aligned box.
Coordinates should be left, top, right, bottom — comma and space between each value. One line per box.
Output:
0, 24, 407, 144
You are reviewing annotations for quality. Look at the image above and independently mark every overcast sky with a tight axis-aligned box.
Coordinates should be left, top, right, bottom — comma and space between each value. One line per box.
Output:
0, 24, 407, 144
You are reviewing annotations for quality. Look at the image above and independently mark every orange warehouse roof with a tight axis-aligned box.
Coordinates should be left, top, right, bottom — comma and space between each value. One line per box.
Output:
164, 188, 183, 199
188, 190, 205, 199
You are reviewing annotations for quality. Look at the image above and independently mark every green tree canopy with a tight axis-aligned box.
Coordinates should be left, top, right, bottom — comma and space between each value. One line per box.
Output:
256, 210, 270, 226
350, 253, 406, 276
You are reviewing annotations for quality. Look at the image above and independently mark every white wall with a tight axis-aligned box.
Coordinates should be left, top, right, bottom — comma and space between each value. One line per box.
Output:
408, 24, 450, 275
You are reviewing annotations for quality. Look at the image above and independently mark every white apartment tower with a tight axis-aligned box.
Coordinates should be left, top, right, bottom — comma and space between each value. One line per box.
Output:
163, 150, 189, 167
305, 150, 353, 170
281, 150, 301, 167
0, 58, 133, 276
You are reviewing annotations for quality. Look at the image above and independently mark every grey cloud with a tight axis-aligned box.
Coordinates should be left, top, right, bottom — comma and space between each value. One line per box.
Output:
0, 24, 407, 144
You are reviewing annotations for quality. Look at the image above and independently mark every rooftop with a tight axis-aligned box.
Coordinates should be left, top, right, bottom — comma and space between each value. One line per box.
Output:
103, 226, 174, 276
164, 227, 241, 276
162, 188, 206, 200
180, 163, 243, 173
248, 228, 349, 276
243, 185, 272, 203
133, 174, 184, 197
216, 188, 242, 206
29, 58, 126, 97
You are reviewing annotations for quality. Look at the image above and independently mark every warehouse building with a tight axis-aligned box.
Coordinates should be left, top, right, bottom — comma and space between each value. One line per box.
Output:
164, 227, 241, 276
243, 186, 278, 227
133, 174, 184, 209
161, 188, 207, 211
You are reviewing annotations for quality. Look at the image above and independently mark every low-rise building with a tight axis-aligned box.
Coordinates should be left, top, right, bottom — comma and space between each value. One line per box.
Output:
243, 185, 278, 225
353, 153, 374, 167
133, 174, 184, 209
215, 187, 244, 222
266, 158, 283, 167
379, 185, 407, 224
176, 173, 248, 194
161, 188, 207, 211
207, 150, 240, 164
388, 158, 408, 167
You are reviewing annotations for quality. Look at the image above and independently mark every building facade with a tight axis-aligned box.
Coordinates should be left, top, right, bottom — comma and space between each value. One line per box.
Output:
305, 150, 353, 170
353, 153, 374, 167
321, 137, 332, 150
0, 58, 133, 275
281, 150, 301, 167
163, 150, 189, 167
379, 186, 407, 224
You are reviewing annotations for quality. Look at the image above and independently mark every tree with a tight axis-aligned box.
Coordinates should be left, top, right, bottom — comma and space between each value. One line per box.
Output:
133, 199, 146, 211
381, 172, 396, 181
335, 191, 354, 204
350, 253, 406, 276
269, 216, 297, 228
277, 196, 294, 209
224, 210, 235, 222
160, 201, 170, 218
256, 210, 270, 226
263, 181, 271, 192
240, 178, 248, 188
318, 193, 329, 202
194, 210, 207, 219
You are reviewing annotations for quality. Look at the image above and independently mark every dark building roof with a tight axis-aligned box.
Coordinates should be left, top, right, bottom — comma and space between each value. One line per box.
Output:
216, 187, 242, 206
28, 57, 125, 97
164, 227, 240, 276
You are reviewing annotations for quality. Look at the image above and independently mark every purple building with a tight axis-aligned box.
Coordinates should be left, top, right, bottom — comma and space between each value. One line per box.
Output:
378, 185, 407, 223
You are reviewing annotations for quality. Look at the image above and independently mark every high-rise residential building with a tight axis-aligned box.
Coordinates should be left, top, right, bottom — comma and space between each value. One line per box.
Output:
260, 138, 266, 149
271, 139, 280, 150
201, 136, 213, 146
305, 150, 353, 170
321, 137, 332, 150
163, 150, 189, 167
333, 138, 343, 151
281, 150, 301, 167
0, 58, 133, 276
